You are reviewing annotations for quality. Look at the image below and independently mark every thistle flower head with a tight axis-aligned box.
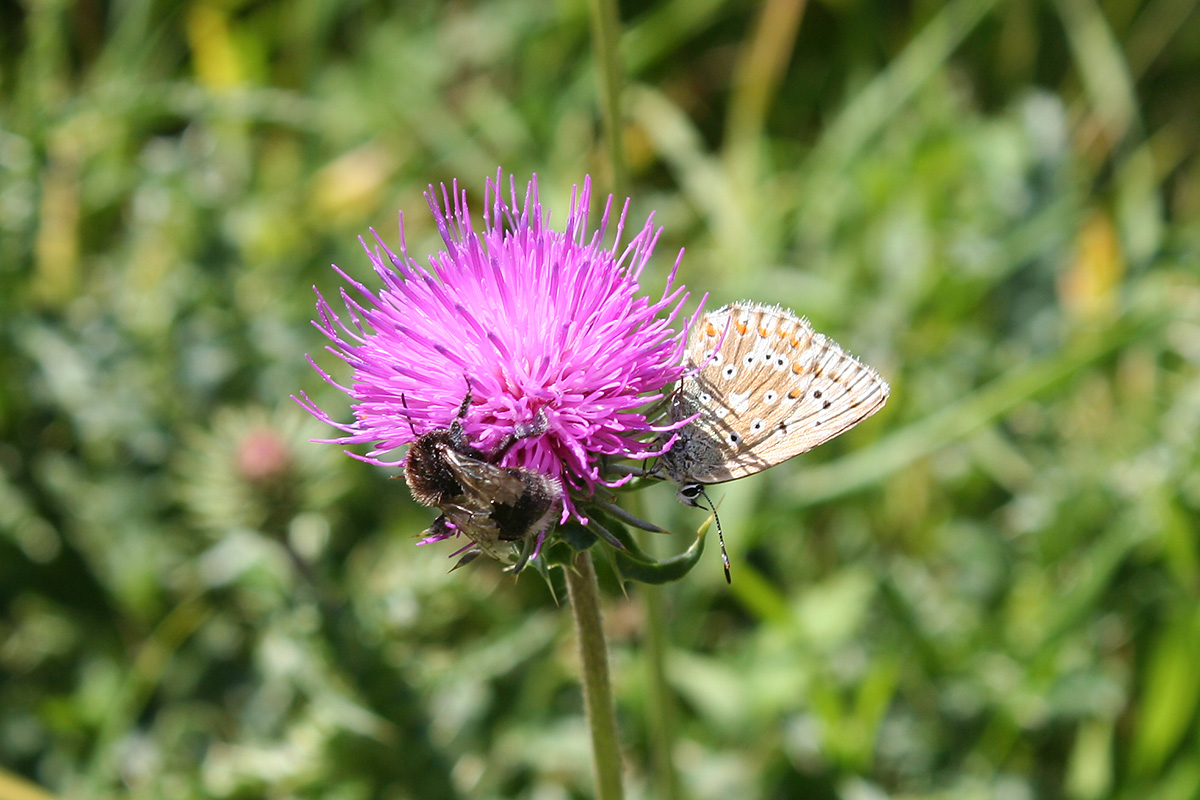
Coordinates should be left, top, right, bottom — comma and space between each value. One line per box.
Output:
177, 406, 348, 537
299, 171, 700, 523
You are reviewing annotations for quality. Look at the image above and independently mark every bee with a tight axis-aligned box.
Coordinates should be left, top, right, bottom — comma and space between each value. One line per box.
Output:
403, 392, 562, 573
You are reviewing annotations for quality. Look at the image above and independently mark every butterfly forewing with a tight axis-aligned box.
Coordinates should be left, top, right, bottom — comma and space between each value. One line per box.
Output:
669, 302, 889, 484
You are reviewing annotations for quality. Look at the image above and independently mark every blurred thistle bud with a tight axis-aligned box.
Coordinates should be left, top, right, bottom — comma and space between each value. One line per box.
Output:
236, 427, 293, 486
175, 406, 348, 541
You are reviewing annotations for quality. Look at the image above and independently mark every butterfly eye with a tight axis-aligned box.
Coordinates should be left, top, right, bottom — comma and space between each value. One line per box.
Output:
677, 483, 705, 508
722, 365, 737, 380
763, 390, 779, 404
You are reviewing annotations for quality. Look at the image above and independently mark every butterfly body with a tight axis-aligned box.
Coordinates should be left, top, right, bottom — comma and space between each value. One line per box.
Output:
659, 301, 890, 498
404, 394, 561, 571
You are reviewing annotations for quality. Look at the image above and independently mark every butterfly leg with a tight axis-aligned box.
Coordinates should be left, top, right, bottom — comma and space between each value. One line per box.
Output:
602, 463, 655, 478
640, 392, 675, 423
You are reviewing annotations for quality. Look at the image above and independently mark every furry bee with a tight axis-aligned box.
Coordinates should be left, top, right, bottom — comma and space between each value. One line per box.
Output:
403, 392, 562, 573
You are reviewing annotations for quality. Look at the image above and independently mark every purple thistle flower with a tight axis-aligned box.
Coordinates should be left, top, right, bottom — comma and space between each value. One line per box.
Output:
298, 171, 702, 526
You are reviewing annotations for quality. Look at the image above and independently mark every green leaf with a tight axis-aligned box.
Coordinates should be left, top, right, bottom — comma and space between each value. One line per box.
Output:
539, 539, 583, 572
614, 520, 708, 584
1130, 608, 1200, 777
558, 521, 601, 552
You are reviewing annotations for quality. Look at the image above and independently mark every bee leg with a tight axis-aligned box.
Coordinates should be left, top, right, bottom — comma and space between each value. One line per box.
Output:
492, 408, 550, 459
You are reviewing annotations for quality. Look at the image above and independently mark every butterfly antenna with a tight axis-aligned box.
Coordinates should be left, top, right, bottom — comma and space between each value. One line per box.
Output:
698, 487, 731, 583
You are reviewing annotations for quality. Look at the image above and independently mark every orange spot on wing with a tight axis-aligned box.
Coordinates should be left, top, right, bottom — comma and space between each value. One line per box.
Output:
792, 362, 805, 374
788, 388, 802, 399
758, 324, 769, 337
735, 320, 747, 334
705, 321, 717, 337
790, 335, 801, 348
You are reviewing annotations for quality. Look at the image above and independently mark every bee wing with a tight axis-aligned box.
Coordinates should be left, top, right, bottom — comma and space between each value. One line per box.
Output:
440, 496, 498, 535
441, 496, 510, 563
439, 445, 526, 505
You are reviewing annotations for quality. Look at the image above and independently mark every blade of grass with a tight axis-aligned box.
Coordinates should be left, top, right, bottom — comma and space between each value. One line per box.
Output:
1053, 0, 1141, 146
798, 0, 1000, 245
788, 314, 1165, 505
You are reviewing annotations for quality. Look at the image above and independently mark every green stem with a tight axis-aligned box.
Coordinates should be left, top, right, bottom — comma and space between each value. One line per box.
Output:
641, 583, 682, 800
627, 490, 682, 800
586, 0, 627, 198
566, 550, 625, 800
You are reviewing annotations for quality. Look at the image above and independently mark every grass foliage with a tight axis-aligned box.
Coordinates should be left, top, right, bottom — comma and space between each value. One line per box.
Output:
2, 0, 1200, 798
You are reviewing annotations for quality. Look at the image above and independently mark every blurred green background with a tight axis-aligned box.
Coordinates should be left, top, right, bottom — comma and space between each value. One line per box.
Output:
2, 0, 1200, 798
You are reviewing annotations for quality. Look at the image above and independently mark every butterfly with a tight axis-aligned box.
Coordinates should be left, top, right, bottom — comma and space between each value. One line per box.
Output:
404, 392, 562, 573
655, 301, 890, 579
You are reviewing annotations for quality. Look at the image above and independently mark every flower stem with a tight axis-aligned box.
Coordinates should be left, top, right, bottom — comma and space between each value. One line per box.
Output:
586, 0, 627, 198
626, 489, 682, 800
641, 582, 683, 800
566, 549, 625, 800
